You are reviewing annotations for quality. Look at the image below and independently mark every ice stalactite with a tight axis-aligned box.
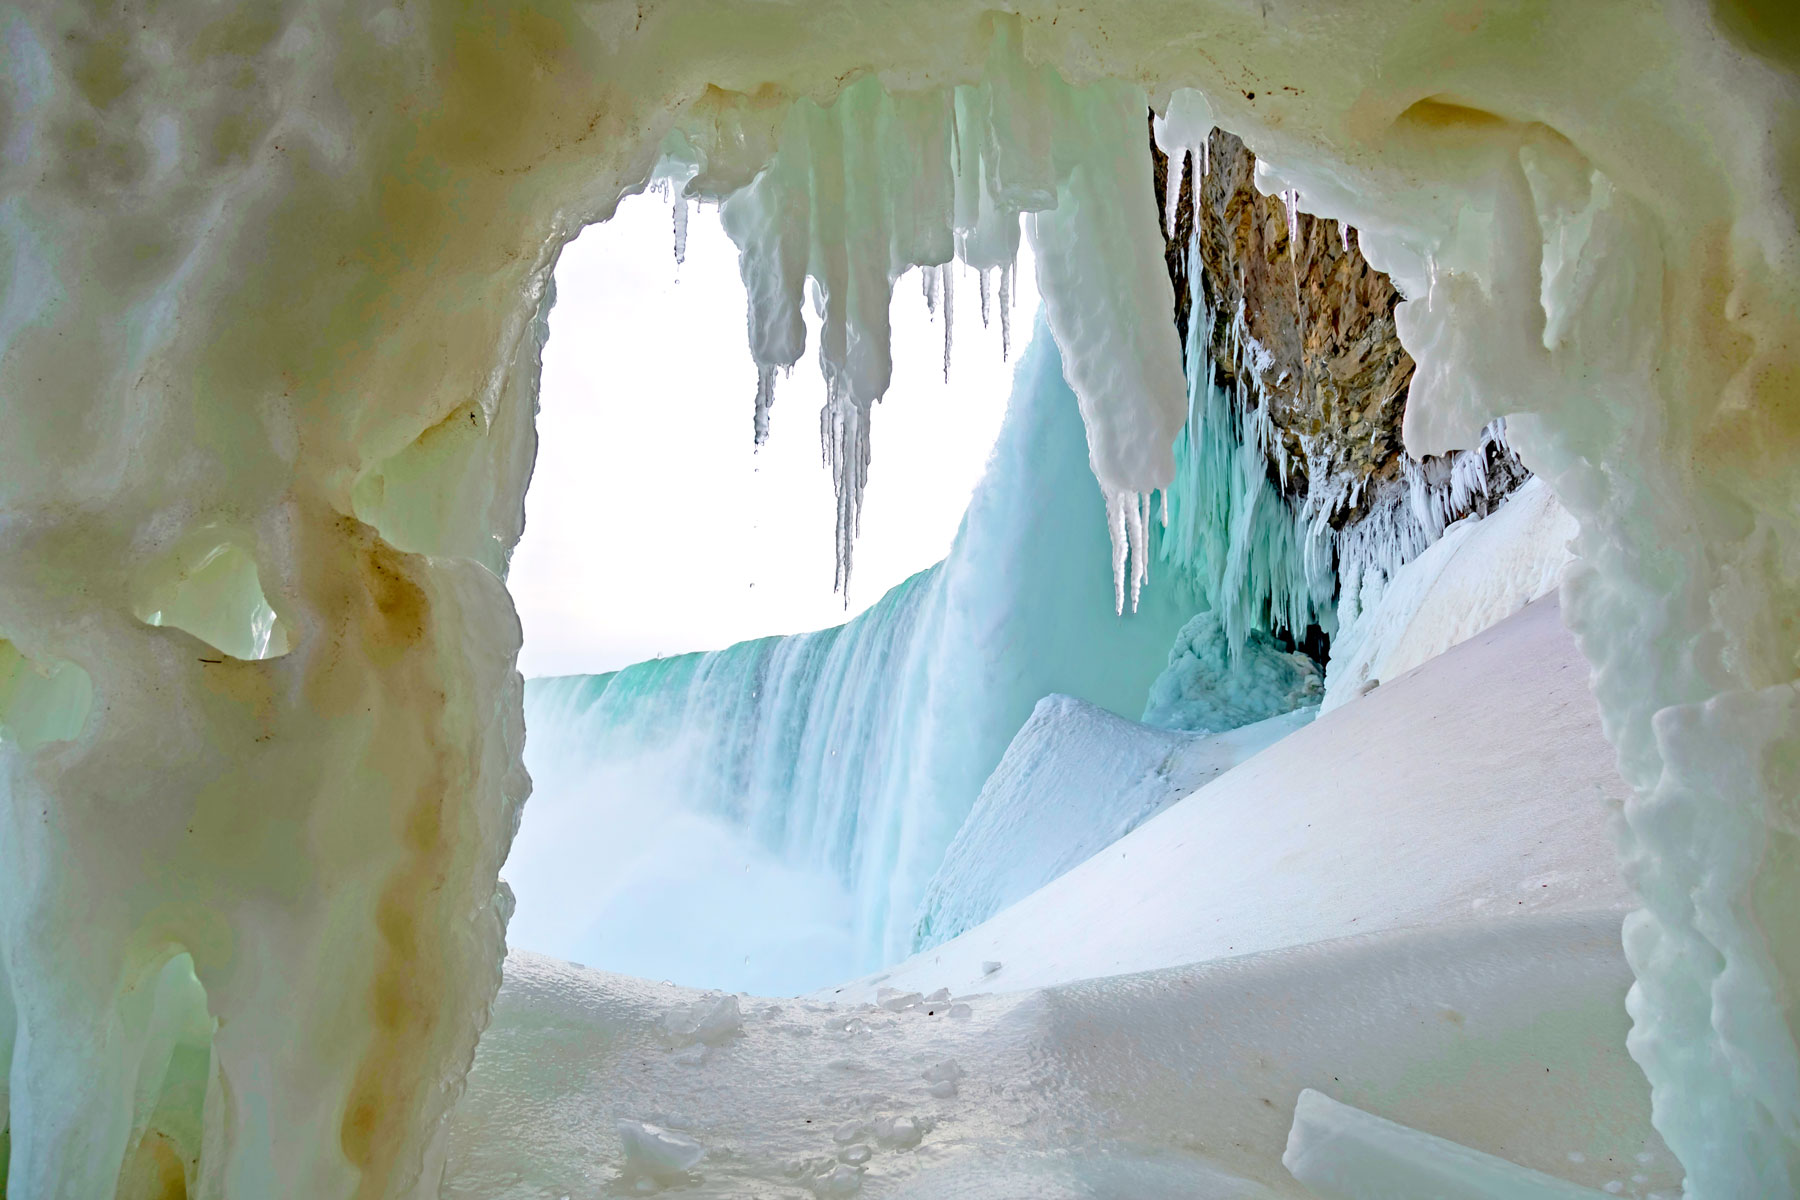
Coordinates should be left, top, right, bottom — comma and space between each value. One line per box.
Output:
698, 17, 1185, 601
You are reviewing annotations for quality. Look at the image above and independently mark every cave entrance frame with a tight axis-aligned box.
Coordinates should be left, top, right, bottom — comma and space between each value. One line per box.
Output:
2, 3, 1797, 1197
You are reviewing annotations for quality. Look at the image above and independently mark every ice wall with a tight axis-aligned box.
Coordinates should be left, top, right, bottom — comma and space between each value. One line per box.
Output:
510, 320, 1192, 987
3, 2, 1797, 1195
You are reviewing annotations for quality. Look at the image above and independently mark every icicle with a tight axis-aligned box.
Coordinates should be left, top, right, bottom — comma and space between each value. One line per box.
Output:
1338, 222, 1351, 255
922, 264, 939, 316
672, 193, 690, 265
1163, 149, 1187, 239
753, 364, 777, 446
941, 265, 955, 383
998, 262, 1013, 360
978, 268, 992, 329
1281, 188, 1300, 254
1107, 490, 1131, 615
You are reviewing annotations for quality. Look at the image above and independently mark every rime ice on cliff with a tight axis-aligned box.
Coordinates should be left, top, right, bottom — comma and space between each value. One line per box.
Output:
2, 3, 1799, 1199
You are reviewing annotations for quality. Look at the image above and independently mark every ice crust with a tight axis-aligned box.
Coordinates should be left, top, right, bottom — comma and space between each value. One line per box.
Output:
3, 2, 1798, 1194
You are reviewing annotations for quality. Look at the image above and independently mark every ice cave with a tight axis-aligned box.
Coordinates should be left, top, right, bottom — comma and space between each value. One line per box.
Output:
2, 1, 1799, 1197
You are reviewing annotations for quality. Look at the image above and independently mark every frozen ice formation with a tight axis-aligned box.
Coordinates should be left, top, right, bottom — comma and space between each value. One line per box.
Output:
701, 18, 1185, 599
3, 1, 1798, 1195
1140, 613, 1323, 733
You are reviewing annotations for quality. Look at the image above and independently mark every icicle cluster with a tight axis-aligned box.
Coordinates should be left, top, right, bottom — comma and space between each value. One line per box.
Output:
1158, 226, 1525, 656
672, 18, 1186, 602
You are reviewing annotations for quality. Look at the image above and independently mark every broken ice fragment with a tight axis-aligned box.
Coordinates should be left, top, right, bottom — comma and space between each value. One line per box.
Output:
876, 987, 923, 1012
662, 993, 743, 1047
618, 1119, 705, 1181
874, 1114, 924, 1149
1283, 1089, 1610, 1198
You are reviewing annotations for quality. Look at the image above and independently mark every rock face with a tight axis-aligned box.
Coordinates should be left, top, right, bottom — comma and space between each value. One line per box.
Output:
1152, 127, 1530, 652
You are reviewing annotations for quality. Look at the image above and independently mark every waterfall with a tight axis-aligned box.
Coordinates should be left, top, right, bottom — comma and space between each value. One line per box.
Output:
506, 317, 1192, 993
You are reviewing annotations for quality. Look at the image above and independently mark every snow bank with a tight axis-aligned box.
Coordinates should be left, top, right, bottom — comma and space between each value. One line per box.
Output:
1323, 478, 1576, 712
831, 596, 1629, 1001
913, 696, 1312, 950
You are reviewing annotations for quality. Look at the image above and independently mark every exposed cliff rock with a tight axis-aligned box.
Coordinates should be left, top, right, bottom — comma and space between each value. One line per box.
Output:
1152, 126, 1530, 651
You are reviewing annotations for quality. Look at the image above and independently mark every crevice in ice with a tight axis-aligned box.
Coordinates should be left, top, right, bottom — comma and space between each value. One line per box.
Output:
132, 533, 291, 662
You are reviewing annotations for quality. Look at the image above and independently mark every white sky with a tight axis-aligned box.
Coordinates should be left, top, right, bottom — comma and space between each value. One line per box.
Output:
510, 192, 1038, 678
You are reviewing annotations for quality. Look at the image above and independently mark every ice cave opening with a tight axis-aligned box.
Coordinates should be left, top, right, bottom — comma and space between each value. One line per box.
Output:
503, 188, 1032, 995
3, 4, 1799, 1200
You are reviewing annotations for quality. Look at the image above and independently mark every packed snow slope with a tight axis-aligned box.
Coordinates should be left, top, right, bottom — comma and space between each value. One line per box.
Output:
509, 322, 1194, 991
829, 595, 1629, 1001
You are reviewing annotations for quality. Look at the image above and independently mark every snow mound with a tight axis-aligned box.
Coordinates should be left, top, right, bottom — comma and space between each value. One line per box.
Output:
1323, 477, 1575, 712
831, 595, 1627, 1001
1143, 611, 1324, 733
913, 695, 1312, 949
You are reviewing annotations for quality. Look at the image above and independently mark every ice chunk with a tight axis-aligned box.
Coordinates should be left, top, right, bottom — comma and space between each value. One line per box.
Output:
876, 988, 923, 1013
922, 1060, 963, 1097
618, 1119, 705, 1181
1283, 1089, 1610, 1198
662, 994, 743, 1048
874, 1114, 924, 1149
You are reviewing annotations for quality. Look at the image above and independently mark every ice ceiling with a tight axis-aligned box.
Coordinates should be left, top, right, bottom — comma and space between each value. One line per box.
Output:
0, 1, 1797, 1197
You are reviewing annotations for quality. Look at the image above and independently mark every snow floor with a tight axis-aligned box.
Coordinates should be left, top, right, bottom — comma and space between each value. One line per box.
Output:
443, 596, 1671, 1197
